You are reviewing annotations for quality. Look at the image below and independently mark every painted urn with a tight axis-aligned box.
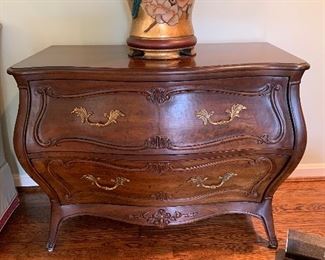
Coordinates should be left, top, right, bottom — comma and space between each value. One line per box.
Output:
127, 0, 196, 59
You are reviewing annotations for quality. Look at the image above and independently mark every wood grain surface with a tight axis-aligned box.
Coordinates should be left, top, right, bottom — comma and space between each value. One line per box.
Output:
8, 43, 308, 71
0, 179, 324, 260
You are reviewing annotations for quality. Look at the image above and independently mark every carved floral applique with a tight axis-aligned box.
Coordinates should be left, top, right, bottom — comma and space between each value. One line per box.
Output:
142, 0, 194, 32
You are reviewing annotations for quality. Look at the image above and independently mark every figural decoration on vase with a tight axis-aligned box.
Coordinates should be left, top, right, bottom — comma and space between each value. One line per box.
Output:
127, 0, 196, 59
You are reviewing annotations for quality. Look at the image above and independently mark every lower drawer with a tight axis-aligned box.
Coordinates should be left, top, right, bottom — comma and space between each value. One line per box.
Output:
31, 154, 289, 206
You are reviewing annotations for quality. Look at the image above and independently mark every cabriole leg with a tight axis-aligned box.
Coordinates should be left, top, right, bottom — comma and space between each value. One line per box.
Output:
258, 198, 278, 249
47, 201, 63, 252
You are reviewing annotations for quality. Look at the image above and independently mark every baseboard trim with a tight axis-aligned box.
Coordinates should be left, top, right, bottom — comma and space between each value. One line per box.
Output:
14, 173, 37, 187
286, 177, 325, 183
288, 163, 325, 179
0, 194, 19, 232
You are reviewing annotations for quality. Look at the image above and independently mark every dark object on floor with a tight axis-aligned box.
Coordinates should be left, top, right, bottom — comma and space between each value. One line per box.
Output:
285, 229, 325, 260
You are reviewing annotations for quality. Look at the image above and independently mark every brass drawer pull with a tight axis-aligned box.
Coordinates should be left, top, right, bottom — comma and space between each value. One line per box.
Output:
72, 107, 125, 128
196, 104, 246, 126
81, 174, 130, 191
188, 172, 237, 189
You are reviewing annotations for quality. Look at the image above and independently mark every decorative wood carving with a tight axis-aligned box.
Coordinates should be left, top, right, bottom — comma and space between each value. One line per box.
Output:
129, 209, 198, 227
144, 136, 173, 149
257, 84, 285, 144
145, 88, 171, 104
150, 192, 172, 201
147, 162, 172, 174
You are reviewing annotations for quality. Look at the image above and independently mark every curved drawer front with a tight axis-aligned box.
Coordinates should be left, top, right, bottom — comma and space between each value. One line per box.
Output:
31, 154, 289, 206
27, 76, 293, 154
27, 80, 159, 152
159, 78, 292, 152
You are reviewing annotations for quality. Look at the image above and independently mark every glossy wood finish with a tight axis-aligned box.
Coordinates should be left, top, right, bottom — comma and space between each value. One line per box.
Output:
7, 43, 309, 251
8, 43, 308, 70
0, 180, 324, 259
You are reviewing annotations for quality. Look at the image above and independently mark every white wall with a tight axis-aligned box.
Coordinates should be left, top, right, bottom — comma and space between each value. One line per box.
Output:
0, 0, 324, 185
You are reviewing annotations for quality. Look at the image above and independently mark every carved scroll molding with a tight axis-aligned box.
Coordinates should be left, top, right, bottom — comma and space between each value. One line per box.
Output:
59, 155, 270, 178
145, 88, 170, 104
144, 136, 173, 149
147, 162, 172, 174
150, 192, 172, 201
129, 209, 198, 227
256, 84, 285, 144
34, 87, 53, 147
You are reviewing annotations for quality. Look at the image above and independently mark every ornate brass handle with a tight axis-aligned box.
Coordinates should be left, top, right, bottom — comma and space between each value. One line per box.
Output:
81, 174, 130, 191
196, 104, 246, 126
72, 107, 125, 127
188, 172, 237, 189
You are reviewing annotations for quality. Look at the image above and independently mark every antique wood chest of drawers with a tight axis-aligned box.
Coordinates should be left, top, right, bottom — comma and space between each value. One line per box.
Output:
8, 43, 309, 251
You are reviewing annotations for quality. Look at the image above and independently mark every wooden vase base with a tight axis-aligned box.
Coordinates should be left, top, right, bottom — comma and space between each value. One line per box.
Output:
127, 35, 197, 60
128, 46, 196, 60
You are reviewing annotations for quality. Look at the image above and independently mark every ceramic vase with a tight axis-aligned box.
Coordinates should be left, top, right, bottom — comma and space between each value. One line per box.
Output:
127, 0, 196, 59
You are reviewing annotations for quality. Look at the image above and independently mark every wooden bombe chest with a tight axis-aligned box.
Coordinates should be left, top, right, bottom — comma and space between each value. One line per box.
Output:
8, 43, 309, 251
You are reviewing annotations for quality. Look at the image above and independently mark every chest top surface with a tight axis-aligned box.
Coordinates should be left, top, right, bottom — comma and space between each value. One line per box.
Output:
9, 43, 309, 73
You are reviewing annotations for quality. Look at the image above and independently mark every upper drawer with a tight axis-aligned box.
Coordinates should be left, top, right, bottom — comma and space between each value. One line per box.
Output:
26, 76, 293, 154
